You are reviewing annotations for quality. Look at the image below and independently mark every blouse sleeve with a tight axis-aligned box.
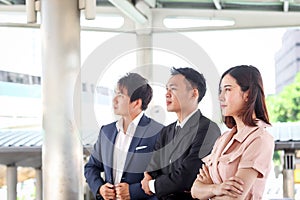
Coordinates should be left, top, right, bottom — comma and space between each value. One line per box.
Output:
238, 131, 274, 178
202, 154, 211, 164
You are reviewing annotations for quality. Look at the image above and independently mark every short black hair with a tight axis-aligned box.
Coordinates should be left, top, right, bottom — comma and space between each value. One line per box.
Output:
117, 73, 153, 110
171, 67, 206, 103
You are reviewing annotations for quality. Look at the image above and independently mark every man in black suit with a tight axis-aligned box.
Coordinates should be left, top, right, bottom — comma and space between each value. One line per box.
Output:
141, 67, 221, 200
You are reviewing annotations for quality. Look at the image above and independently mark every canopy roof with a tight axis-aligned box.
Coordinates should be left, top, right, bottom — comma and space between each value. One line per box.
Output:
0, 129, 94, 168
1, 0, 300, 32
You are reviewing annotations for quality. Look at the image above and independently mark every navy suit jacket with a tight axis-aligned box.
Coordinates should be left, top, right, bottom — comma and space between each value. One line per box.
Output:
147, 110, 221, 200
84, 114, 163, 200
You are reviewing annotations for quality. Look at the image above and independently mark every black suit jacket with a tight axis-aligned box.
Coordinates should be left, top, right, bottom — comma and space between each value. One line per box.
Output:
147, 110, 221, 200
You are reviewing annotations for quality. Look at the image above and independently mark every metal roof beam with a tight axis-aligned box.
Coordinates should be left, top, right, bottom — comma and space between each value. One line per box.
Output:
213, 0, 222, 10
2, 6, 300, 32
0, 0, 12, 5
144, 0, 156, 8
108, 0, 148, 24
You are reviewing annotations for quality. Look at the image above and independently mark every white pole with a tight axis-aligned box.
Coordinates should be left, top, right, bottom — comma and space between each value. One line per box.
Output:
7, 165, 17, 200
41, 0, 83, 199
136, 33, 153, 79
35, 168, 42, 200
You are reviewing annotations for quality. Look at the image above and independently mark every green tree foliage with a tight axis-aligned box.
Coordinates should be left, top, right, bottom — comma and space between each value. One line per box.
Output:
267, 73, 300, 122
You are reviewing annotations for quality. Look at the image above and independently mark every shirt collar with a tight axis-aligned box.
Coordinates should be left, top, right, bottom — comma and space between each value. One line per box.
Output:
116, 112, 144, 136
132, 111, 144, 127
176, 108, 198, 128
233, 119, 271, 143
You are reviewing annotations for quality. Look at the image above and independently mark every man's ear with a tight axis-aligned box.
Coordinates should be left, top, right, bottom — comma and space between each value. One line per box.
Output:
192, 89, 199, 99
132, 99, 142, 109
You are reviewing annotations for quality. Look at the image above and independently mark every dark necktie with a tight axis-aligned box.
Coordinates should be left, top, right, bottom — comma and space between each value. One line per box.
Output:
170, 125, 182, 163
175, 125, 181, 134
173, 125, 181, 139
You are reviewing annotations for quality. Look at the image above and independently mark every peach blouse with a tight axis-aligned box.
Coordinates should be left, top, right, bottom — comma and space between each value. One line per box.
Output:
203, 120, 274, 200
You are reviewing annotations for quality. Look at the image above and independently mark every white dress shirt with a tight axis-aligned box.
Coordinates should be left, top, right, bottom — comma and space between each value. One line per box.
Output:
149, 108, 199, 193
113, 112, 143, 185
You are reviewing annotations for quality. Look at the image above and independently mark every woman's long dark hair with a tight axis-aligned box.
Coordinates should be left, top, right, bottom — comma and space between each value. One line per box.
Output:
220, 65, 270, 128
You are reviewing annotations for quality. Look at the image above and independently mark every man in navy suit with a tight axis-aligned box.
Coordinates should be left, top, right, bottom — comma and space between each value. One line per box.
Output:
141, 67, 221, 200
84, 73, 163, 200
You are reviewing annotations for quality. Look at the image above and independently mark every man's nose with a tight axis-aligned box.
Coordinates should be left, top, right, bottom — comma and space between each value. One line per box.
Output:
166, 90, 171, 98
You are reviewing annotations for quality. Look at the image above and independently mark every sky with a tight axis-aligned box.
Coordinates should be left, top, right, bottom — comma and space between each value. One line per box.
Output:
185, 28, 287, 95
0, 26, 287, 96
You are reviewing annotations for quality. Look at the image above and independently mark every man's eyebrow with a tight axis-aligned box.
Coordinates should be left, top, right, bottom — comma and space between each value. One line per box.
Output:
166, 83, 177, 87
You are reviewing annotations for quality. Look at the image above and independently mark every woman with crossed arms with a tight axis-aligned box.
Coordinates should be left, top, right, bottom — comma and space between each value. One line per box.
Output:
191, 65, 274, 200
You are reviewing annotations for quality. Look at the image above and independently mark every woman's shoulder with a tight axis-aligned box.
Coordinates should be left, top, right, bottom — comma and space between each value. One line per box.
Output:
254, 120, 274, 139
243, 120, 274, 149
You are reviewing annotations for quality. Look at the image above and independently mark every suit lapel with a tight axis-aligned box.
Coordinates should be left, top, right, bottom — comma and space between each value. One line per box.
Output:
168, 111, 200, 162
101, 125, 118, 183
123, 115, 150, 173
172, 110, 200, 145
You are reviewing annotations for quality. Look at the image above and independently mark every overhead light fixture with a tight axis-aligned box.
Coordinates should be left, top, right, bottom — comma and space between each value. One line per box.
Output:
163, 16, 235, 28
0, 12, 28, 24
80, 14, 124, 28
108, 0, 148, 24
0, 4, 40, 24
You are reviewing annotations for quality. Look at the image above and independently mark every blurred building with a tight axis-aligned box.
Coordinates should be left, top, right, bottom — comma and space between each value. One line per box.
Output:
275, 29, 300, 94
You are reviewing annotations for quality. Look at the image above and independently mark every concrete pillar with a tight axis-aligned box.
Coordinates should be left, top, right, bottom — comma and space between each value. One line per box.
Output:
136, 33, 153, 79
35, 168, 42, 200
283, 151, 295, 199
84, 183, 91, 200
7, 165, 17, 200
41, 0, 83, 200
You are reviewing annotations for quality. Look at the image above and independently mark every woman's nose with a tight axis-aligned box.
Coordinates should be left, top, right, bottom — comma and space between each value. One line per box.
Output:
219, 92, 224, 101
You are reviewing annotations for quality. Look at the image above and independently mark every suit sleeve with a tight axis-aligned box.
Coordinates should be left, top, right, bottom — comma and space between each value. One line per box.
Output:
153, 135, 204, 197
154, 121, 220, 198
129, 182, 155, 200
84, 129, 106, 198
147, 127, 167, 178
